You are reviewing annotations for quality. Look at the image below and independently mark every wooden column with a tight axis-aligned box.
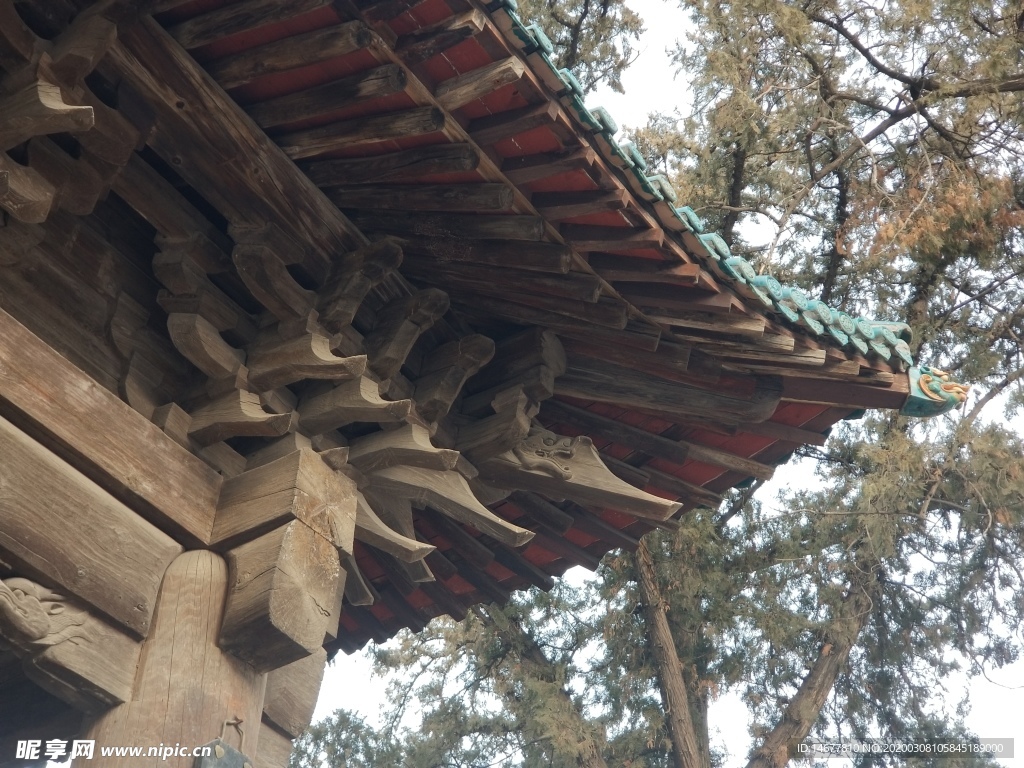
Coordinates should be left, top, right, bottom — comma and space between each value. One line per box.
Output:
80, 551, 267, 767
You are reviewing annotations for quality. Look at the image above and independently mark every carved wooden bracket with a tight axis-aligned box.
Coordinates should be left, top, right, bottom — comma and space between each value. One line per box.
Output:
478, 424, 683, 521
0, 576, 139, 711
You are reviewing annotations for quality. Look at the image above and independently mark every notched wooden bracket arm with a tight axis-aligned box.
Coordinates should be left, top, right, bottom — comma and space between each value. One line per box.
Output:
248, 331, 367, 390
414, 334, 495, 423
167, 312, 246, 380
0, 78, 94, 151
233, 241, 315, 321
317, 238, 403, 334
478, 424, 683, 522
298, 376, 412, 434
348, 422, 460, 473
188, 389, 293, 446
354, 490, 435, 563
366, 465, 534, 548
363, 288, 449, 379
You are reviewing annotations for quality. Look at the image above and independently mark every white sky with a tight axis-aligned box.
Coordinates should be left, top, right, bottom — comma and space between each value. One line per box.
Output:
314, 0, 1023, 763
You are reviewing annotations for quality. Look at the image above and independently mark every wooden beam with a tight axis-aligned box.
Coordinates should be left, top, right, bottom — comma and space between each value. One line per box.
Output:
280, 106, 445, 160
328, 183, 514, 212
108, 18, 367, 259
349, 211, 545, 241
206, 21, 376, 89
741, 419, 830, 446
395, 8, 487, 64
213, 448, 358, 548
503, 147, 597, 185
0, 576, 140, 711
413, 335, 496, 422
349, 423, 460, 473
367, 466, 535, 547
167, 312, 246, 380
467, 101, 559, 145
532, 189, 627, 220
478, 426, 682, 521
0, 416, 183, 638
188, 390, 293, 446
354, 491, 436, 562
402, 237, 569, 272
247, 332, 366, 390
434, 57, 526, 110
449, 288, 629, 330
248, 63, 407, 129
403, 261, 602, 302
221, 521, 342, 671
641, 465, 723, 508
560, 224, 665, 252
169, 0, 336, 49
542, 399, 776, 481
304, 143, 478, 186
262, 647, 327, 738
556, 356, 782, 425
565, 504, 641, 551
0, 306, 221, 544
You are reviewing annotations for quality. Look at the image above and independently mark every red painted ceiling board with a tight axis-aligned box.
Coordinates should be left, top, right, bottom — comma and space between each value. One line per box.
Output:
523, 170, 600, 194
457, 84, 533, 122
407, 590, 434, 609
493, 127, 563, 158
486, 562, 516, 582
394, 0, 457, 33
647, 455, 726, 486
444, 575, 477, 596
562, 211, 630, 227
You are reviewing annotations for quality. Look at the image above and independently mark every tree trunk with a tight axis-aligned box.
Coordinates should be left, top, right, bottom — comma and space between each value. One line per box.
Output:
634, 539, 707, 768
745, 575, 876, 768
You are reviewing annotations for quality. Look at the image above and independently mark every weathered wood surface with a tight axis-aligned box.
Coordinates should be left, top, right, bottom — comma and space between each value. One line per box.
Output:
280, 107, 445, 159
299, 376, 412, 433
106, 18, 366, 271
221, 521, 342, 671
542, 400, 776, 481
556, 356, 782, 425
213, 448, 358, 549
168, 0, 338, 49
0, 307, 221, 544
255, 720, 295, 768
434, 57, 526, 110
367, 465, 534, 547
206, 21, 375, 89
328, 183, 514, 212
0, 79, 94, 151
0, 415, 182, 638
478, 425, 682, 521
248, 332, 366, 390
252, 63, 406, 129
305, 143, 477, 186
0, 576, 141, 712
262, 647, 327, 738
83, 552, 266, 766
318, 239, 403, 333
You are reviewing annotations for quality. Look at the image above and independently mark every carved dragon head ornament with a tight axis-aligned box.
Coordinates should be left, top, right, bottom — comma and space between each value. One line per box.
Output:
901, 365, 970, 418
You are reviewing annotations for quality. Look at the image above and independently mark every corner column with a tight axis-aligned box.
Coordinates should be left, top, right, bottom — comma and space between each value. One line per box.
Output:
80, 551, 266, 766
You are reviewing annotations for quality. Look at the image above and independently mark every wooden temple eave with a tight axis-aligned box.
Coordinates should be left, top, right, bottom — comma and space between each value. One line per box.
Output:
0, 0, 971, 764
